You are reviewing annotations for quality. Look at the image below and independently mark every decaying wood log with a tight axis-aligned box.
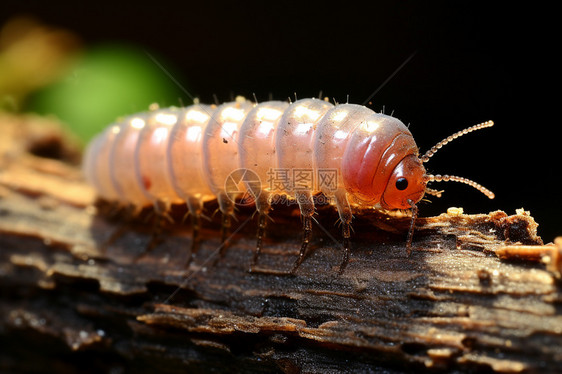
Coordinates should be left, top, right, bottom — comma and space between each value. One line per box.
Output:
1, 113, 561, 373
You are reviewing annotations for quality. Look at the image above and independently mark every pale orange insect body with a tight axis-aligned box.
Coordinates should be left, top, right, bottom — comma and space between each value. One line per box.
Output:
83, 96, 494, 273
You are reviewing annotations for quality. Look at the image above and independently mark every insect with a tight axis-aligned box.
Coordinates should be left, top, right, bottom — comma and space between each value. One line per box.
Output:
83, 96, 494, 273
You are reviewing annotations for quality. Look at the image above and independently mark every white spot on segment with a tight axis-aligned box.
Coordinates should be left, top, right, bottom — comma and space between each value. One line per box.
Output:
360, 120, 380, 133
185, 110, 209, 123
220, 121, 239, 139
333, 129, 348, 140
130, 117, 145, 129
152, 127, 169, 144
254, 106, 285, 138
186, 126, 202, 142
294, 122, 313, 136
154, 112, 178, 126
332, 110, 348, 122
221, 107, 246, 121
294, 105, 322, 121
256, 121, 275, 138
256, 107, 283, 122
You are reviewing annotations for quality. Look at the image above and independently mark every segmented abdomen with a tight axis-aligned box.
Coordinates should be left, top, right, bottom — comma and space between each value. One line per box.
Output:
82, 96, 413, 216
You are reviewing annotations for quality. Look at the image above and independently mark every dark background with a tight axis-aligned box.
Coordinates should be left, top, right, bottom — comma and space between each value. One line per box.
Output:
2, 1, 558, 242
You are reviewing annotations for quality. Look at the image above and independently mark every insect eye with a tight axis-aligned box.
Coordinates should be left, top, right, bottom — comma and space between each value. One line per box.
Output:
395, 177, 408, 191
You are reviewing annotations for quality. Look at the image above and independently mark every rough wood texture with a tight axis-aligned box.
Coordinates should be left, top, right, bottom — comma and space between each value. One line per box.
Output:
1, 113, 561, 373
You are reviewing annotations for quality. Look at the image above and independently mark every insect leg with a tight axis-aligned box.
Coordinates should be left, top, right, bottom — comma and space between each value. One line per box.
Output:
185, 196, 204, 266
290, 191, 315, 274
334, 190, 353, 274
220, 213, 231, 253
406, 199, 418, 256
145, 200, 170, 253
217, 192, 235, 259
146, 213, 164, 252
250, 213, 267, 269
249, 192, 271, 272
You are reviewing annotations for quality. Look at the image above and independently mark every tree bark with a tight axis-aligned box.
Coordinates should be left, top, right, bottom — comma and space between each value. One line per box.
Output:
1, 113, 560, 373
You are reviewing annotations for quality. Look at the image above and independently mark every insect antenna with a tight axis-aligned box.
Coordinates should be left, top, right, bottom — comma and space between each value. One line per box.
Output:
424, 187, 443, 198
420, 120, 495, 199
421, 120, 494, 163
425, 174, 495, 199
